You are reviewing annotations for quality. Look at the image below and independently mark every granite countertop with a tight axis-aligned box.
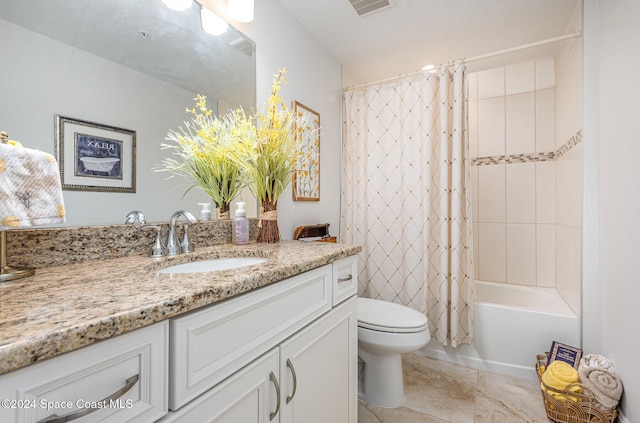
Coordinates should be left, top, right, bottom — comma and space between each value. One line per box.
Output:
0, 240, 361, 376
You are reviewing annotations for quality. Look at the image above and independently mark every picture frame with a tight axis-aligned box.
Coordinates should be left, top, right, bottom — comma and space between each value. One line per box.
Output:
292, 101, 320, 201
55, 115, 136, 193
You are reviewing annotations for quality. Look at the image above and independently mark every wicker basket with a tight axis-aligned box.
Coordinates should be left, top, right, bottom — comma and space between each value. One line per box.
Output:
536, 355, 618, 423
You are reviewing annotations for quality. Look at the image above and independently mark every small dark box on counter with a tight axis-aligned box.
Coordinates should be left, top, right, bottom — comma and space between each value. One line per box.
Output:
293, 223, 336, 242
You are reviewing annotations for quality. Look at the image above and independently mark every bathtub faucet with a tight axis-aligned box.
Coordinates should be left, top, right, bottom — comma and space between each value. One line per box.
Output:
166, 210, 198, 255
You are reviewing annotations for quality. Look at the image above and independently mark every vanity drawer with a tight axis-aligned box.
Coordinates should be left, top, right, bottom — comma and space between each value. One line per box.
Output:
332, 256, 358, 306
0, 322, 168, 423
169, 264, 332, 410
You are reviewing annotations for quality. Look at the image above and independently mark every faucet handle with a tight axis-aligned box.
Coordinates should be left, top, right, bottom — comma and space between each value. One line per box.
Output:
140, 225, 166, 258
125, 210, 147, 226
180, 223, 194, 254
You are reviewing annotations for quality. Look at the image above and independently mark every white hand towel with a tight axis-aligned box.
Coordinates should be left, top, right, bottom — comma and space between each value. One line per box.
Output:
579, 353, 616, 374
0, 143, 66, 229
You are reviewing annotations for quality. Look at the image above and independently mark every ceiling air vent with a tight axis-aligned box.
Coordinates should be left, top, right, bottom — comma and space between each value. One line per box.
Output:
348, 0, 392, 17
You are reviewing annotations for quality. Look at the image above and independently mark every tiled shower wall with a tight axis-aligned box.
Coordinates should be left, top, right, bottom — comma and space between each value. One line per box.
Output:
470, 58, 558, 287
469, 50, 582, 316
554, 33, 583, 316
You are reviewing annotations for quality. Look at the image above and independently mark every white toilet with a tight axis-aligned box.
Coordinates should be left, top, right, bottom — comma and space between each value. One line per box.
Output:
357, 297, 430, 408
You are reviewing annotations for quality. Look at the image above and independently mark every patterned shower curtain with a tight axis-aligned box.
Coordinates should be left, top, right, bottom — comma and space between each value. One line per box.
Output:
341, 65, 474, 346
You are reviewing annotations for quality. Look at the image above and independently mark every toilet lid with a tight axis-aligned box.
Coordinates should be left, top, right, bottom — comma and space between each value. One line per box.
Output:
357, 297, 428, 333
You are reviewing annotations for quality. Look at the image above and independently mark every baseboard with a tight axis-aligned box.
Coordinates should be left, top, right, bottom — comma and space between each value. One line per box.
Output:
617, 410, 630, 423
420, 344, 538, 381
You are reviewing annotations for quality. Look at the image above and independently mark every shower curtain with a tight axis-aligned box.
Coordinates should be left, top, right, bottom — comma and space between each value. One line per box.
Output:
341, 65, 474, 346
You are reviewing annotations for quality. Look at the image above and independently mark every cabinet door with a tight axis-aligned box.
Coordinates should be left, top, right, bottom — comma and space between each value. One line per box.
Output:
278, 297, 357, 423
159, 348, 280, 423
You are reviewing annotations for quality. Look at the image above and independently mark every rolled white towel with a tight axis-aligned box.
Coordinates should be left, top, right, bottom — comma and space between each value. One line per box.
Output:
578, 367, 623, 410
579, 353, 615, 374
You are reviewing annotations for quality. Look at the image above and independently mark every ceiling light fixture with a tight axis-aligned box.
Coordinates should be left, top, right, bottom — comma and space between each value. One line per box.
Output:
162, 0, 192, 11
227, 0, 254, 22
200, 6, 228, 35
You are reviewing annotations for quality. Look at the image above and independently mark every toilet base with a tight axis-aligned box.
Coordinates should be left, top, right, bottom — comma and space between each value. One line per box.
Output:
358, 348, 405, 408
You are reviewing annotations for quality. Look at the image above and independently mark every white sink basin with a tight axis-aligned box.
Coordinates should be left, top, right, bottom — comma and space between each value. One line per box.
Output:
157, 257, 268, 274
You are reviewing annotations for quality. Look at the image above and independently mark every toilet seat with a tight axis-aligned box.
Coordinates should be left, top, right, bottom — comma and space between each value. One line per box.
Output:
357, 297, 428, 333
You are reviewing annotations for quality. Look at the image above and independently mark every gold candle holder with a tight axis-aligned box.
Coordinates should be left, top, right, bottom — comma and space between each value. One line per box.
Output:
0, 230, 35, 282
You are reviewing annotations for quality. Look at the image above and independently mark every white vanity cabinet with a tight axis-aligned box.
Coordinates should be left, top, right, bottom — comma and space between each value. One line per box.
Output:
0, 322, 168, 423
162, 256, 358, 423
0, 254, 358, 423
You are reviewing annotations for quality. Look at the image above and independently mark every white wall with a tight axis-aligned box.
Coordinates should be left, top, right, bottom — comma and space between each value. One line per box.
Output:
583, 0, 640, 420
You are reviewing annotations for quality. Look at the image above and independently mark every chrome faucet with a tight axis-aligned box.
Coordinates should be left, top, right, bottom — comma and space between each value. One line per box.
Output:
166, 210, 198, 255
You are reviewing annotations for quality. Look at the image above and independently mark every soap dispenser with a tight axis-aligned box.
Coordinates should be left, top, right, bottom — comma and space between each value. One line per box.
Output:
198, 202, 212, 221
232, 202, 249, 245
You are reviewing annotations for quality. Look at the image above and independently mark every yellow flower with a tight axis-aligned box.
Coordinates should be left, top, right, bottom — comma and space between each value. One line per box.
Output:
158, 95, 244, 213
159, 69, 318, 210
2, 215, 20, 228
224, 68, 310, 204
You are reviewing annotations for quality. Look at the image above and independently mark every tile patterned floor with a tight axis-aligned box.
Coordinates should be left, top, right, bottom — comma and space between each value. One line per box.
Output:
358, 353, 549, 423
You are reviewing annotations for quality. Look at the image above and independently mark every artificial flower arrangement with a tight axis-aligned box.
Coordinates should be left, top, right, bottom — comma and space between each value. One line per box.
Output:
159, 94, 243, 219
159, 68, 312, 242
226, 68, 306, 242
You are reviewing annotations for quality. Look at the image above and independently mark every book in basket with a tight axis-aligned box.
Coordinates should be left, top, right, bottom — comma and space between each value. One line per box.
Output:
545, 340, 582, 370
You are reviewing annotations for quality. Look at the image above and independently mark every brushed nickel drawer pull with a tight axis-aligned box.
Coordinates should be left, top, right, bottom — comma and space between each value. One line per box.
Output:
337, 274, 353, 283
285, 358, 298, 404
269, 371, 281, 421
37, 374, 139, 423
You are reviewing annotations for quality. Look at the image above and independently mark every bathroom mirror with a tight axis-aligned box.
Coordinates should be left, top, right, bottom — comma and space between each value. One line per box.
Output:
0, 0, 257, 225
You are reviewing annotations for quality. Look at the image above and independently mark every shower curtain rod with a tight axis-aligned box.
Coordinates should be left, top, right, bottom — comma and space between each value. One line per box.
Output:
342, 31, 582, 92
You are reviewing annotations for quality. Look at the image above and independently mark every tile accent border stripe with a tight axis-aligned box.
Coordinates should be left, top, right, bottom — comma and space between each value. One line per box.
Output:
472, 152, 554, 166
472, 129, 582, 166
555, 129, 582, 159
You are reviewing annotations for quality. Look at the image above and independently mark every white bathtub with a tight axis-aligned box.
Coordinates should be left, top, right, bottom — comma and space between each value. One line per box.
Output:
423, 280, 580, 380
